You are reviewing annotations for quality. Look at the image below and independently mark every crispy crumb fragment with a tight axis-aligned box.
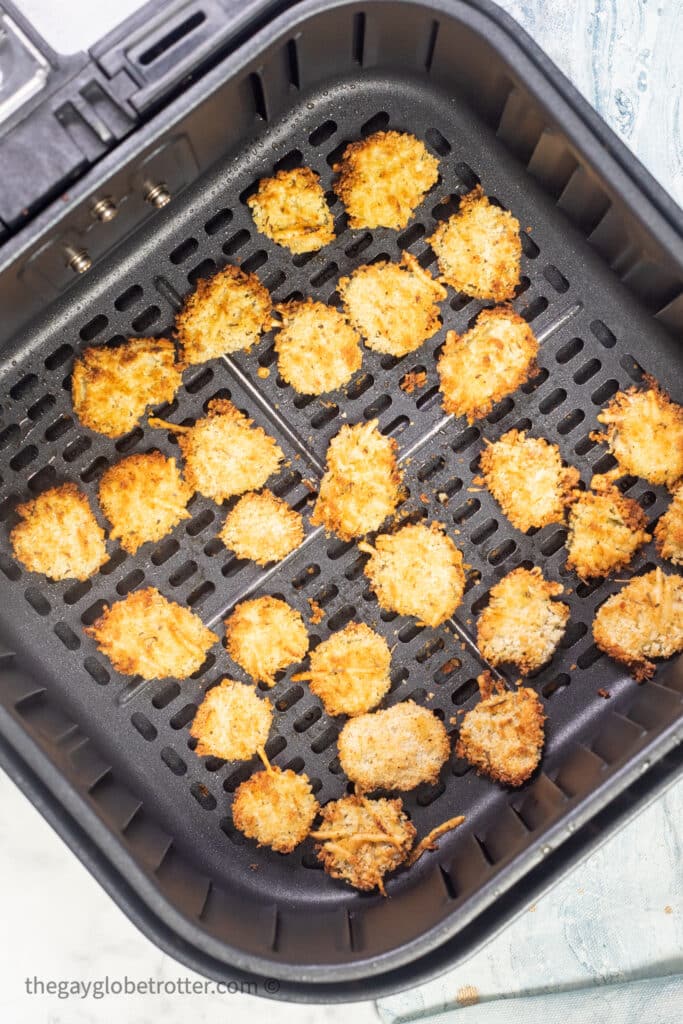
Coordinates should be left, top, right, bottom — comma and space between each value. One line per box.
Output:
273, 299, 362, 394
219, 490, 303, 565
190, 679, 273, 760
592, 568, 683, 680
338, 251, 446, 357
225, 595, 309, 686
429, 186, 522, 301
333, 131, 439, 230
476, 567, 569, 674
175, 264, 272, 364
292, 622, 391, 716
72, 337, 183, 438
400, 370, 428, 393
86, 587, 217, 679
565, 476, 650, 579
655, 484, 683, 565
307, 598, 324, 624
247, 167, 335, 253
437, 307, 538, 422
232, 765, 319, 852
10, 483, 108, 581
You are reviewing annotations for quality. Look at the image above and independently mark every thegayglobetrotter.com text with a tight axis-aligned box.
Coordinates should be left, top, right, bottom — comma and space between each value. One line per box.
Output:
24, 974, 279, 999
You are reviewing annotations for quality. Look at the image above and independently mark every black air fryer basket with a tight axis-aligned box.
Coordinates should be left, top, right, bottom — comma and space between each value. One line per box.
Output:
0, 0, 681, 1002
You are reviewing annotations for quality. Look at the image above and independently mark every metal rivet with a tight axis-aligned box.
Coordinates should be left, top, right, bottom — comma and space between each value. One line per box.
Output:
91, 196, 117, 222
144, 182, 171, 208
64, 245, 92, 274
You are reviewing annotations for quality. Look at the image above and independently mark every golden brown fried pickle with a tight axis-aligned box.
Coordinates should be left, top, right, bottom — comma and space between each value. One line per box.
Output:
232, 766, 319, 852
594, 376, 683, 490
190, 679, 273, 760
312, 794, 416, 893
360, 522, 465, 627
175, 264, 272, 365
86, 586, 217, 679
247, 167, 335, 253
565, 476, 651, 579
337, 251, 446, 357
437, 306, 538, 422
173, 399, 284, 503
429, 186, 522, 301
476, 567, 569, 675
480, 430, 580, 532
219, 490, 304, 565
655, 485, 683, 565
225, 595, 309, 686
456, 676, 545, 786
333, 130, 439, 230
592, 568, 683, 681
311, 420, 403, 541
292, 622, 391, 716
338, 700, 450, 792
72, 337, 183, 438
98, 452, 193, 555
10, 483, 107, 582
273, 299, 362, 394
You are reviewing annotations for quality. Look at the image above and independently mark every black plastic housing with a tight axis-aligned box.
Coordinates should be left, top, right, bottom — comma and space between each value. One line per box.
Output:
0, 0, 681, 1002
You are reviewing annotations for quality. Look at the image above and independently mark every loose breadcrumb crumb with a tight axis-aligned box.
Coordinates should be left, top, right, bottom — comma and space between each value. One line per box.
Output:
10, 483, 107, 581
592, 568, 683, 681
225, 595, 309, 686
292, 622, 391, 716
311, 420, 403, 541
654, 485, 683, 565
219, 490, 304, 565
338, 700, 450, 791
360, 521, 465, 627
437, 307, 538, 422
476, 567, 569, 674
565, 476, 651, 579
273, 299, 362, 394
338, 251, 446, 357
429, 186, 522, 301
190, 679, 273, 760
247, 167, 335, 253
480, 430, 579, 532
72, 337, 183, 438
333, 131, 439, 230
232, 766, 319, 852
98, 452, 193, 554
175, 264, 272, 364
86, 587, 217, 679
400, 370, 428, 393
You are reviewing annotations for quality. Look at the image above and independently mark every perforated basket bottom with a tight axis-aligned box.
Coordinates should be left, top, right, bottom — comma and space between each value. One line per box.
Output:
0, 72, 681, 963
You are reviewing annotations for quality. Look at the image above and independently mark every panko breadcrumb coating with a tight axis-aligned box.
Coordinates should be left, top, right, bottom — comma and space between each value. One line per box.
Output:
565, 477, 651, 579
337, 251, 447, 357
190, 679, 273, 760
98, 452, 193, 555
273, 299, 362, 394
292, 622, 391, 716
360, 522, 465, 627
655, 485, 683, 565
437, 306, 538, 422
247, 167, 335, 253
86, 586, 217, 679
480, 430, 580, 532
592, 568, 683, 681
175, 264, 272, 365
311, 420, 402, 541
338, 700, 450, 791
225, 595, 309, 686
476, 567, 569, 675
333, 130, 439, 230
72, 337, 183, 438
312, 794, 416, 893
429, 186, 522, 301
10, 483, 107, 582
594, 377, 683, 490
219, 490, 304, 565
232, 766, 319, 853
171, 399, 284, 503
456, 674, 545, 786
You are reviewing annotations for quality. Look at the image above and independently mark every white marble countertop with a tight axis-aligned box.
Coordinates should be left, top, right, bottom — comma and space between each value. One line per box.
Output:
2, 2, 681, 1022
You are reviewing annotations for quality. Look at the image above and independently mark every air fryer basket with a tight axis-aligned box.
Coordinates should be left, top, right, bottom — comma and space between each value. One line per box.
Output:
0, 0, 682, 1002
